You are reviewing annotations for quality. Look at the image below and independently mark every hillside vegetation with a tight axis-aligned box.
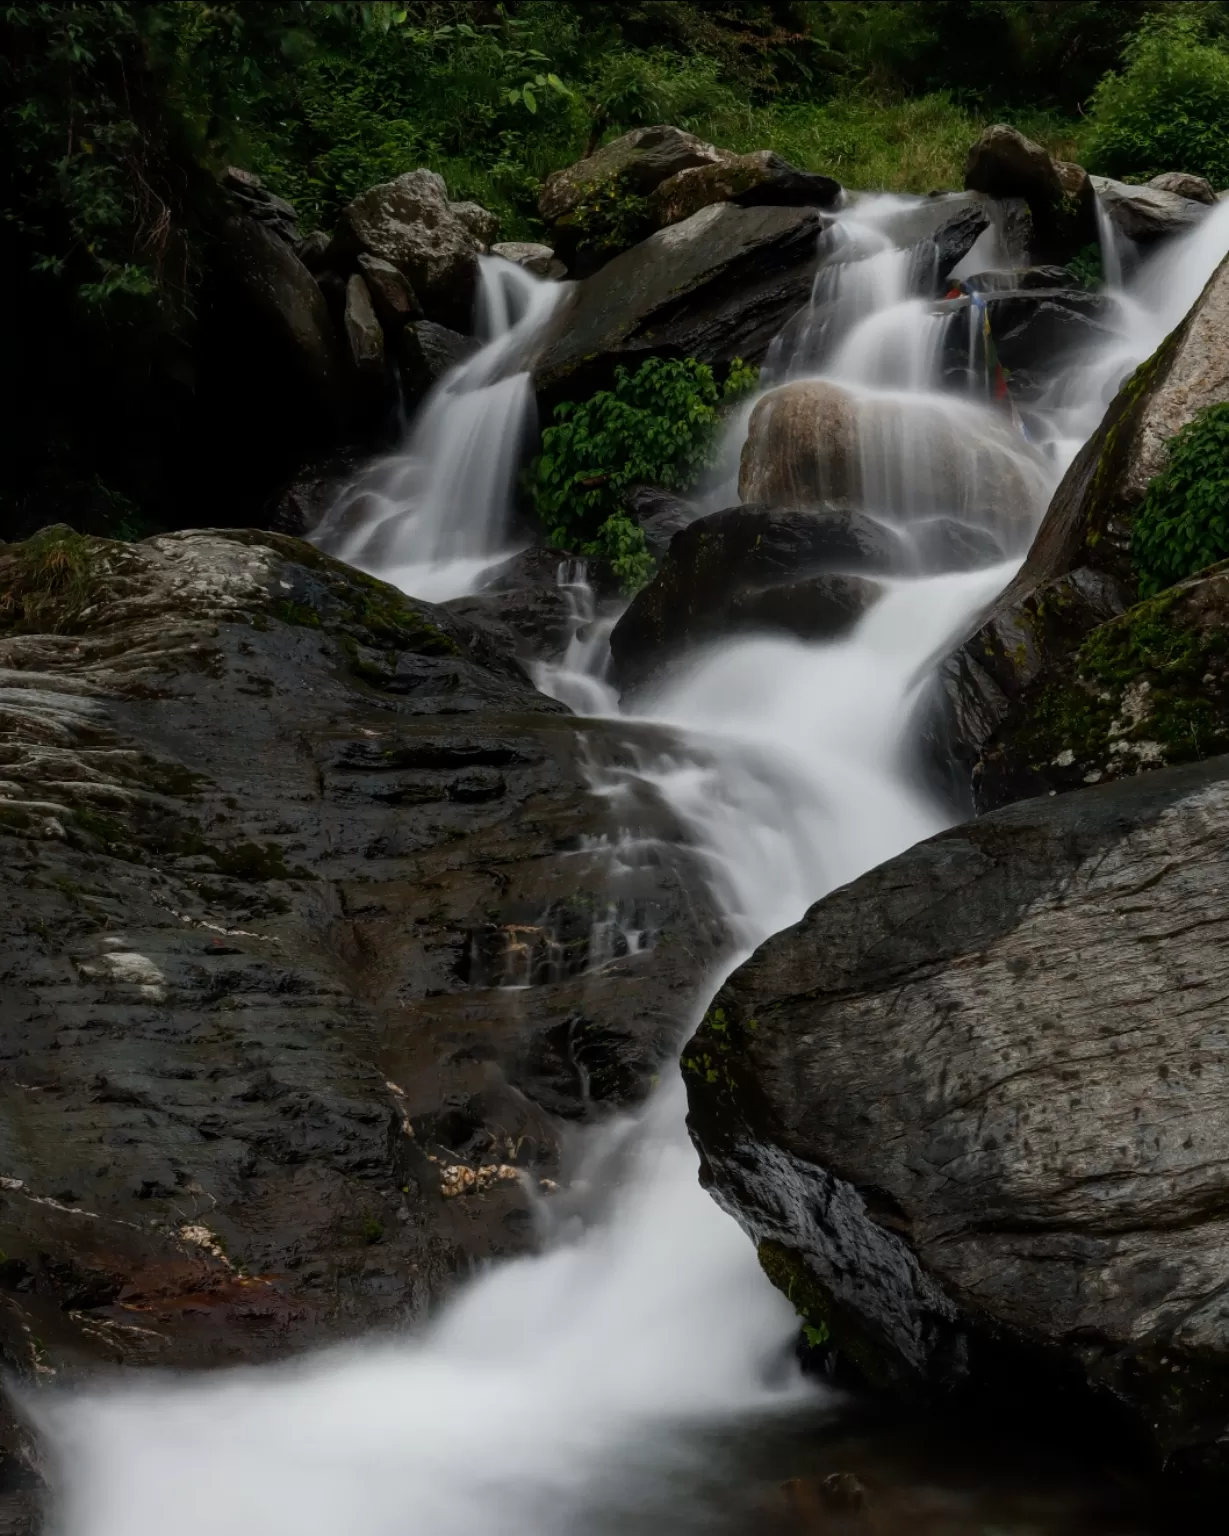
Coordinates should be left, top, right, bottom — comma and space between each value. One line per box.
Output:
4, 0, 1229, 536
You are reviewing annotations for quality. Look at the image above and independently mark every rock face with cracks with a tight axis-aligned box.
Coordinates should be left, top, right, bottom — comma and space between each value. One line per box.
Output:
686, 755, 1229, 1498
0, 527, 724, 1514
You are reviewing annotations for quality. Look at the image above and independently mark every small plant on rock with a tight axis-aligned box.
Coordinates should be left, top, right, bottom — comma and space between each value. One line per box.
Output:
531, 356, 758, 593
1132, 402, 1229, 596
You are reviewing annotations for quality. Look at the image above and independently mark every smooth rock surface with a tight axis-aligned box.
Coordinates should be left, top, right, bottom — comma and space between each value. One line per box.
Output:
738, 380, 1048, 531
397, 320, 480, 406
533, 202, 822, 397
609, 503, 896, 692
686, 754, 1229, 1487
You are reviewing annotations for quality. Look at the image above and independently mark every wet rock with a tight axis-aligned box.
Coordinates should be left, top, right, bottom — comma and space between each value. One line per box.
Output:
623, 486, 705, 560
213, 213, 343, 417
929, 200, 993, 282
1091, 175, 1207, 246
0, 528, 723, 1439
1149, 171, 1216, 205
357, 253, 422, 329
647, 150, 840, 228
609, 503, 892, 692
538, 125, 725, 228
685, 752, 1229, 1490
939, 288, 1120, 393
738, 379, 1049, 532
491, 242, 566, 279
397, 320, 481, 406
534, 203, 822, 398
443, 549, 578, 666
964, 125, 1096, 262
342, 274, 386, 394
333, 170, 484, 331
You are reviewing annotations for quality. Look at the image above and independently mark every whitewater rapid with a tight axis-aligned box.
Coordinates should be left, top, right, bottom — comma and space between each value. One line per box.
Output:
34, 194, 1229, 1536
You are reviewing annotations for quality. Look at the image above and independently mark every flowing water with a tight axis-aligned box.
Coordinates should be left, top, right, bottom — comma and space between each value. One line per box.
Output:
35, 202, 1229, 1535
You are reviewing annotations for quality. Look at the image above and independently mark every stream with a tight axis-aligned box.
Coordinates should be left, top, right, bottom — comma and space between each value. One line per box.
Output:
38, 193, 1229, 1535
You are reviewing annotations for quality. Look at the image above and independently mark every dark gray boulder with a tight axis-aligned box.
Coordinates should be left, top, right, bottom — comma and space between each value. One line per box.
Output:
533, 202, 823, 398
964, 125, 1096, 263
214, 213, 343, 416
624, 485, 706, 560
342, 273, 386, 395
685, 753, 1229, 1494
397, 320, 481, 405
609, 503, 898, 692
0, 527, 723, 1487
938, 287, 1120, 394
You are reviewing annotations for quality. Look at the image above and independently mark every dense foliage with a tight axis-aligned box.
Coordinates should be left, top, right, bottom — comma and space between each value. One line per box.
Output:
1132, 404, 1229, 596
532, 358, 758, 592
4, 0, 1229, 546
1083, 11, 1229, 187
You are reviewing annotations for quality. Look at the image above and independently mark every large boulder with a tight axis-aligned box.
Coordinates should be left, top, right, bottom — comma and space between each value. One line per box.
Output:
738, 380, 1051, 537
608, 504, 899, 692
623, 485, 707, 560
964, 125, 1097, 263
1150, 171, 1217, 206
538, 125, 725, 227
685, 753, 1229, 1494
214, 213, 343, 416
396, 319, 480, 406
647, 150, 840, 228
533, 202, 823, 400
1091, 175, 1207, 247
0, 528, 723, 1500
333, 170, 488, 331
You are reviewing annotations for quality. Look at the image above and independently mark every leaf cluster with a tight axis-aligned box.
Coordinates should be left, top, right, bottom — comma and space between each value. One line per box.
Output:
531, 357, 758, 593
1132, 403, 1229, 596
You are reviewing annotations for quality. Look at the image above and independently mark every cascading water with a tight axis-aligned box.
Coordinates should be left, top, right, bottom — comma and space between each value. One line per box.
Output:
311, 256, 564, 603
37, 193, 1229, 1535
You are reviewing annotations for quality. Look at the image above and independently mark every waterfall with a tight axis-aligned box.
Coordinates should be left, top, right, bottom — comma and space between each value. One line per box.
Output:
311, 256, 564, 603
37, 196, 1229, 1536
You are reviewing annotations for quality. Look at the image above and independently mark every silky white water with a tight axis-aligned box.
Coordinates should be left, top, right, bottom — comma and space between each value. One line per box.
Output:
35, 199, 1229, 1535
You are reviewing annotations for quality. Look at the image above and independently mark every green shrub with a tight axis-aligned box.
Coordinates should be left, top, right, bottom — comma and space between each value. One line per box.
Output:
1132, 403, 1229, 596
1083, 14, 1229, 188
532, 357, 757, 593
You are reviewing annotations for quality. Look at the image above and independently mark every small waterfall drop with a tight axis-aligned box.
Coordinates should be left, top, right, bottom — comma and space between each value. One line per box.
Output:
312, 256, 564, 602
38, 190, 1229, 1536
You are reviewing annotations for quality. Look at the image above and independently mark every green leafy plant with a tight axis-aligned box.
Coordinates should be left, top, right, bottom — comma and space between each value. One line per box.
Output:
1065, 242, 1104, 291
1083, 13, 1229, 188
532, 356, 758, 593
1132, 402, 1229, 596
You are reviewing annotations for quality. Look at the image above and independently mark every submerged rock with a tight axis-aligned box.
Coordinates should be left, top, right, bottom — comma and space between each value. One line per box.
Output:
609, 503, 894, 692
686, 753, 1229, 1490
738, 379, 1048, 534
0, 528, 722, 1434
